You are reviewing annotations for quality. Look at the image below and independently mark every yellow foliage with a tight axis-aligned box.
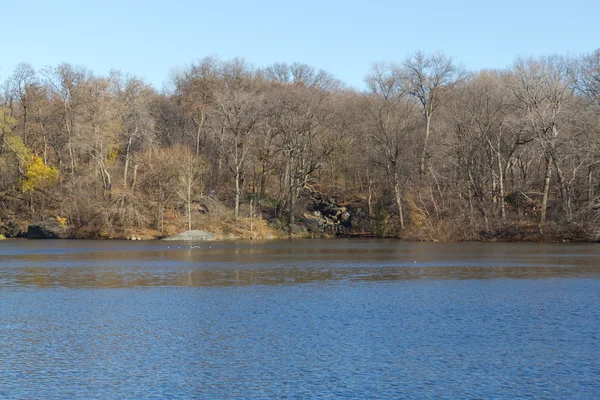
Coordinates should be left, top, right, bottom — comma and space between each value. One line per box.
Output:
107, 145, 119, 162
21, 155, 59, 193
3, 133, 31, 168
56, 215, 68, 230
1, 108, 31, 172
0, 107, 17, 134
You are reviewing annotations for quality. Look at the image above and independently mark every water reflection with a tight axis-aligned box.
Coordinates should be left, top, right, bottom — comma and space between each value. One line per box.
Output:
0, 240, 598, 288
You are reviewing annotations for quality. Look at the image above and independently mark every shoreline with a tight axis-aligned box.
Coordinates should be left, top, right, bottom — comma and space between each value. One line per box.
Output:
1, 234, 597, 243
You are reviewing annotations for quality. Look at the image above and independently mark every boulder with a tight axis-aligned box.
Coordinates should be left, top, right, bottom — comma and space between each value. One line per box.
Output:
192, 195, 228, 217
0, 218, 25, 238
348, 206, 371, 232
27, 219, 68, 239
268, 218, 283, 230
299, 212, 327, 233
290, 224, 308, 235
163, 230, 216, 241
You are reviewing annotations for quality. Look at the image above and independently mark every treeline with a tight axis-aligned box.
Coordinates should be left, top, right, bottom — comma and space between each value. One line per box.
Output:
0, 50, 599, 240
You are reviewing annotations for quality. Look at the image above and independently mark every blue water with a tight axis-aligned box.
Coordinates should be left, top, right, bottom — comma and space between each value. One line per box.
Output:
0, 240, 599, 398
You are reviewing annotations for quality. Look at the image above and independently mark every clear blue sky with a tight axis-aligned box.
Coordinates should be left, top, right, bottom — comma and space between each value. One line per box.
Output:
2, 0, 598, 91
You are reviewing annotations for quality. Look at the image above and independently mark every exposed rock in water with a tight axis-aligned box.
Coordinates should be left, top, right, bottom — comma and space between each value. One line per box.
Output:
163, 230, 216, 241
27, 219, 69, 239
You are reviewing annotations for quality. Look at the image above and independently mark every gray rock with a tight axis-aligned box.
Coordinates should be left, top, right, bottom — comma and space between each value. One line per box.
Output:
27, 219, 68, 239
268, 218, 283, 230
193, 195, 228, 217
299, 213, 327, 233
0, 218, 23, 238
163, 230, 216, 241
290, 224, 308, 235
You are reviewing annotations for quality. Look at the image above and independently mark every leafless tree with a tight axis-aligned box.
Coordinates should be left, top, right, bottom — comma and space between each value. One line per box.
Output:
365, 62, 418, 229
402, 51, 462, 176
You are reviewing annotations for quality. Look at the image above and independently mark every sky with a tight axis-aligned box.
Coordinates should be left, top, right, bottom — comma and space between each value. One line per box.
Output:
2, 0, 598, 91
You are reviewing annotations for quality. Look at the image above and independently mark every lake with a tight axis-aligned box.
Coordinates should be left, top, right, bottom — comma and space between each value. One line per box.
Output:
0, 239, 599, 398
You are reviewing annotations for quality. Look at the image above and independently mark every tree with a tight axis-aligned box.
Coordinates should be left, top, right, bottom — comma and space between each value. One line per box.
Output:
365, 62, 418, 229
41, 63, 92, 175
269, 84, 337, 232
574, 50, 600, 206
0, 107, 22, 191
448, 73, 506, 229
403, 51, 462, 176
510, 56, 575, 224
261, 62, 340, 91
7, 63, 38, 146
172, 56, 218, 157
138, 147, 180, 232
176, 145, 207, 230
110, 72, 156, 191
211, 59, 263, 220
574, 49, 600, 109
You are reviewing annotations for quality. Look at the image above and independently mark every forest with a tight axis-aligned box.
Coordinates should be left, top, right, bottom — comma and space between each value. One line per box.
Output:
0, 50, 599, 241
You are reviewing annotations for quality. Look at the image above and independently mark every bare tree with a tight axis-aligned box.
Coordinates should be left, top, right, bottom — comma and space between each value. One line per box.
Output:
41, 63, 92, 175
402, 51, 462, 176
448, 73, 506, 229
110, 72, 156, 190
7, 63, 38, 146
211, 59, 263, 220
176, 145, 207, 230
365, 62, 418, 229
269, 84, 337, 231
574, 49, 600, 109
510, 56, 575, 224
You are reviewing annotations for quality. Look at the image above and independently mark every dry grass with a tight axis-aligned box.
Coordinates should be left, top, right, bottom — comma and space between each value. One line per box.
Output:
190, 214, 279, 240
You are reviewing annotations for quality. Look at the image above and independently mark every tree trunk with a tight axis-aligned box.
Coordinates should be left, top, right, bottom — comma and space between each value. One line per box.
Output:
194, 111, 206, 156
497, 138, 506, 223
468, 187, 474, 225
589, 166, 595, 204
288, 182, 296, 236
393, 175, 405, 230
553, 161, 572, 221
187, 175, 193, 231
540, 156, 552, 225
123, 135, 133, 190
132, 165, 138, 193
420, 114, 431, 175
479, 198, 490, 232
367, 169, 373, 216
22, 105, 27, 146
234, 166, 241, 220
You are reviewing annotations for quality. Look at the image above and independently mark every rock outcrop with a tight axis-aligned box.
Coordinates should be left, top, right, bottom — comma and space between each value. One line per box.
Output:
27, 219, 69, 239
302, 188, 370, 235
0, 217, 25, 238
268, 188, 373, 236
192, 195, 228, 218
163, 230, 216, 241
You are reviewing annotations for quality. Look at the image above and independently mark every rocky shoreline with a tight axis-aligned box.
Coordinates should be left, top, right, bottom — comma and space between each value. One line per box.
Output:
1, 190, 597, 243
